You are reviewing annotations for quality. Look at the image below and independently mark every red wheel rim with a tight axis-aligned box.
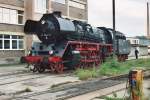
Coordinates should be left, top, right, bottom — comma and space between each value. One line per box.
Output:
50, 63, 55, 72
55, 63, 64, 73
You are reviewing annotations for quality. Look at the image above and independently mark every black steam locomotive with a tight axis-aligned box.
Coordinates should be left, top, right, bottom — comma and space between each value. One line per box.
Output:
24, 12, 130, 73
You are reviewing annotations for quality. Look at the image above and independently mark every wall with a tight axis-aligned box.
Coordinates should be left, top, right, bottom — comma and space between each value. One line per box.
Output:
0, 24, 23, 32
128, 46, 148, 57
0, 50, 25, 64
51, 2, 68, 16
0, 0, 24, 8
139, 46, 148, 56
0, 0, 25, 64
69, 6, 86, 20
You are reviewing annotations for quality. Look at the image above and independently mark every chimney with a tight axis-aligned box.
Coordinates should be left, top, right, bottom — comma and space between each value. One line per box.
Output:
147, 2, 150, 37
53, 11, 62, 17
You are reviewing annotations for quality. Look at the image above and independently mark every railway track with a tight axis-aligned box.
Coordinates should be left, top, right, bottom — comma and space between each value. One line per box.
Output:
0, 70, 76, 99
0, 70, 29, 77
11, 70, 150, 100
0, 73, 33, 81
0, 71, 73, 86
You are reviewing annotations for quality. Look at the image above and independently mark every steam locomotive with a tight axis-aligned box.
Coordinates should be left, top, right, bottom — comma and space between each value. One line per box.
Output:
24, 12, 130, 73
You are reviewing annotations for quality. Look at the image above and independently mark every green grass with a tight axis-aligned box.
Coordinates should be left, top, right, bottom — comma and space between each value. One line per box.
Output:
75, 57, 150, 80
96, 91, 129, 100
98, 96, 130, 100
99, 97, 125, 100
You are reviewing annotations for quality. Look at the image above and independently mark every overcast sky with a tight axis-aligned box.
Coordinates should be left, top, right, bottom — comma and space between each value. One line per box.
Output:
88, 0, 148, 37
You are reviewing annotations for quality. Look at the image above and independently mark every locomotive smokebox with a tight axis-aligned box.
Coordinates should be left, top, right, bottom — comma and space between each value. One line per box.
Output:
24, 20, 39, 34
24, 11, 76, 44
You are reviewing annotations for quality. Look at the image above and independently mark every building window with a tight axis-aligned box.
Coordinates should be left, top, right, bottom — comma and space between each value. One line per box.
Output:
4, 40, 10, 49
0, 8, 3, 23
132, 40, 139, 44
69, 1, 85, 9
4, 35, 10, 49
3, 8, 9, 23
0, 34, 24, 50
52, 0, 66, 4
132, 40, 136, 44
19, 40, 23, 49
18, 10, 24, 24
12, 40, 17, 49
35, 0, 47, 13
10, 10, 17, 24
0, 35, 2, 49
0, 7, 24, 25
0, 40, 2, 49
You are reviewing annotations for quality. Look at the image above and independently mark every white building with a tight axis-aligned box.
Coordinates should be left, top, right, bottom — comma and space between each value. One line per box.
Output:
127, 37, 149, 57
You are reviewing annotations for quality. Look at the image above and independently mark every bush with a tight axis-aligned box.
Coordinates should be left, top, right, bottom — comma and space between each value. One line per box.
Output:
75, 58, 150, 80
76, 69, 93, 80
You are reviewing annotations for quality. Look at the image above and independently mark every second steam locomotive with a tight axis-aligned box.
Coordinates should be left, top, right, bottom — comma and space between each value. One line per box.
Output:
24, 12, 130, 73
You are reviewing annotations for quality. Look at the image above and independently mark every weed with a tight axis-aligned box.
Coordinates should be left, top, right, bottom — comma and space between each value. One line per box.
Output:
75, 69, 93, 80
24, 87, 32, 92
75, 58, 150, 80
91, 67, 99, 78
96, 95, 130, 100
15, 87, 32, 95
112, 92, 117, 98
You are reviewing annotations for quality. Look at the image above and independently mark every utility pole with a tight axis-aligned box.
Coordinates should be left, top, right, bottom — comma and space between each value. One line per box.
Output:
147, 2, 150, 37
112, 0, 116, 56
66, 0, 70, 18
